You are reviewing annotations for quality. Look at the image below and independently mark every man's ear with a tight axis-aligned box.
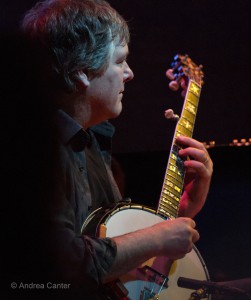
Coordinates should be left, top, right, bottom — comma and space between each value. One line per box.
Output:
75, 70, 90, 88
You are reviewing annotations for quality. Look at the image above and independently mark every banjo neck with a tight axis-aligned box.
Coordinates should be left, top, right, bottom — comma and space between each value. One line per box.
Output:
157, 57, 203, 219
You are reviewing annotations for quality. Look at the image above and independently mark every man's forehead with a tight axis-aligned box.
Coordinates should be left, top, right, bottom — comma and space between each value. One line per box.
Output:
114, 43, 129, 55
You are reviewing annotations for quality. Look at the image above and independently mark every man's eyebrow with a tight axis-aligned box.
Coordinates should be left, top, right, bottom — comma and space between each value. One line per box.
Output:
114, 44, 130, 60
116, 51, 129, 61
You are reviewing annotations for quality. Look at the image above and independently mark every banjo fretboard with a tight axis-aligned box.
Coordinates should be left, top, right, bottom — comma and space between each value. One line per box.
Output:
157, 79, 201, 219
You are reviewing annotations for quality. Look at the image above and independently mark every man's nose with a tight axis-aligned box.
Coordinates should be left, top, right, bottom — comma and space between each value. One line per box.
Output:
124, 62, 134, 82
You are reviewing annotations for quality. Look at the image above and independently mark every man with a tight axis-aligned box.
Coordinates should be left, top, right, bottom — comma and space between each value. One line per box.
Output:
10, 0, 213, 299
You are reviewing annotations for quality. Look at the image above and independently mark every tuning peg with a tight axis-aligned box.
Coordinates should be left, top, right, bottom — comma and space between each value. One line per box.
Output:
168, 70, 185, 91
166, 69, 179, 91
165, 69, 175, 80
169, 80, 179, 91
164, 109, 179, 121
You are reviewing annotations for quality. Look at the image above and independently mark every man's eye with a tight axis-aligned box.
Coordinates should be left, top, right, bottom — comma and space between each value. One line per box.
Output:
117, 58, 127, 65
117, 60, 125, 65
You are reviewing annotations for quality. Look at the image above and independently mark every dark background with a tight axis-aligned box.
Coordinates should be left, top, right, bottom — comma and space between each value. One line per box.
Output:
2, 0, 250, 284
108, 0, 251, 154
1, 0, 250, 152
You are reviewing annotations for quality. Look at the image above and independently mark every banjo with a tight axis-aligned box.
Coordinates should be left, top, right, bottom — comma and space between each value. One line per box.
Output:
82, 54, 210, 300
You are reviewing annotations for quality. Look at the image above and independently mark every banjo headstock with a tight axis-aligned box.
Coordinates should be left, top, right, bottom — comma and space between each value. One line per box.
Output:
166, 54, 204, 96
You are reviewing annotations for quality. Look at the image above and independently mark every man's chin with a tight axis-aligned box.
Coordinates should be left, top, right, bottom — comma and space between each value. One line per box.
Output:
112, 111, 122, 120
110, 105, 123, 120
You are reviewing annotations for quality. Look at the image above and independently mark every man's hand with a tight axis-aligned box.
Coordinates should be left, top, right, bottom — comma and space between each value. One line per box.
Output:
176, 135, 213, 218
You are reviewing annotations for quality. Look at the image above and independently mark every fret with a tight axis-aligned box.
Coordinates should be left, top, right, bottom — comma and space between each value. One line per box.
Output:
165, 173, 182, 189
183, 109, 196, 123
159, 203, 178, 219
163, 184, 182, 200
179, 119, 194, 132
159, 207, 177, 220
166, 152, 184, 180
166, 169, 183, 185
162, 179, 182, 197
175, 129, 183, 137
164, 181, 182, 197
170, 151, 178, 160
161, 189, 180, 204
158, 208, 176, 220
185, 98, 198, 106
164, 178, 183, 195
187, 94, 199, 106
159, 204, 178, 218
160, 200, 179, 213
180, 114, 195, 126
184, 104, 197, 113
169, 162, 182, 176
176, 123, 193, 137
159, 200, 178, 214
185, 103, 197, 116
188, 81, 201, 97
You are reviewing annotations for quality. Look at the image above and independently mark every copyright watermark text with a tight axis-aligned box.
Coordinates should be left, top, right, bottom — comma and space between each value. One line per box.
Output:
11, 282, 71, 290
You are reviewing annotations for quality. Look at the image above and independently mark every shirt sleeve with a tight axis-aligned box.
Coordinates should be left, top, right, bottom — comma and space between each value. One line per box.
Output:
43, 145, 117, 291
47, 223, 117, 286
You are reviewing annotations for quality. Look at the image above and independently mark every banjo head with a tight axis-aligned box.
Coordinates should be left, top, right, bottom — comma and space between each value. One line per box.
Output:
103, 205, 211, 300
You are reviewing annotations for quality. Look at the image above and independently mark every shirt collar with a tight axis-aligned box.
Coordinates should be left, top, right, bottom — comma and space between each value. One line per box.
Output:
54, 109, 90, 151
54, 109, 115, 152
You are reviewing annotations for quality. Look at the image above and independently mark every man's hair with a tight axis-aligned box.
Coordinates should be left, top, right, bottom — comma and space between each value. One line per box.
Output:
22, 0, 130, 91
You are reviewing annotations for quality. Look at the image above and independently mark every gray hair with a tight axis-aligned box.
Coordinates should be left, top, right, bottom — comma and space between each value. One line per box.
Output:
22, 0, 130, 91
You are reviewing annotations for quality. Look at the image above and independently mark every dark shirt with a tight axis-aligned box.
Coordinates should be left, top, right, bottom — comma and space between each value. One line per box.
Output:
46, 110, 122, 292
8, 109, 122, 300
